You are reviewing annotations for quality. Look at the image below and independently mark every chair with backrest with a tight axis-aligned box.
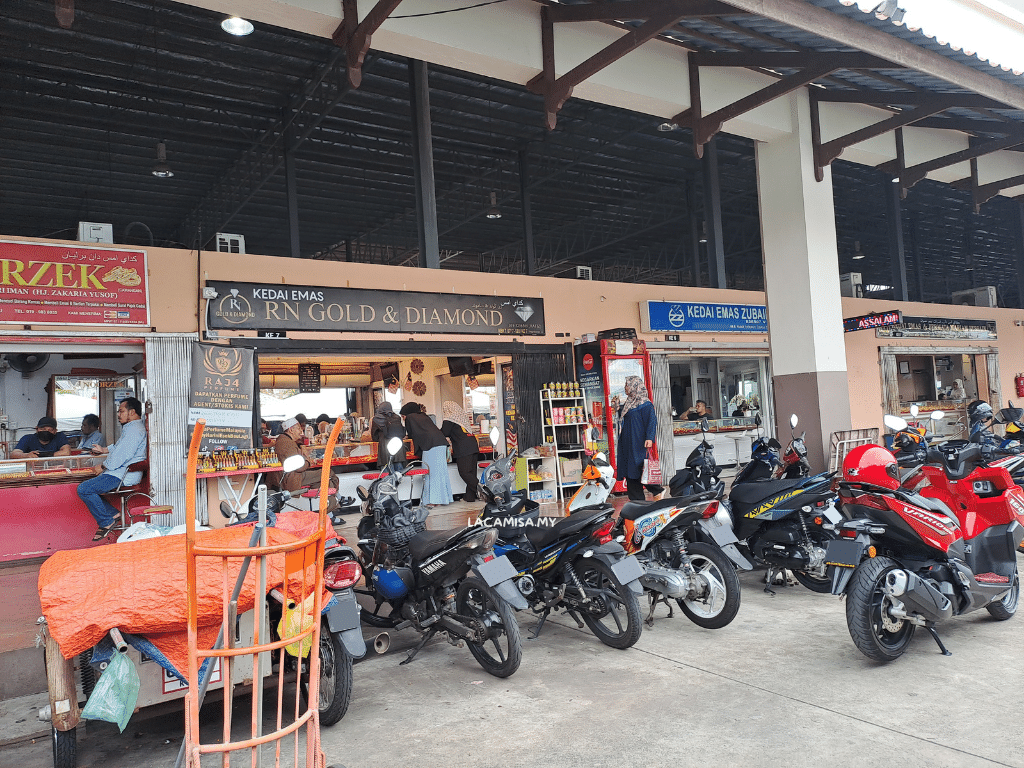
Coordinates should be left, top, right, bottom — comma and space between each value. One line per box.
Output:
101, 460, 172, 534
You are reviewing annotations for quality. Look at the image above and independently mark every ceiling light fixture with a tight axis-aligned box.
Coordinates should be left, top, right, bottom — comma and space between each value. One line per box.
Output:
871, 0, 905, 24
852, 241, 866, 260
698, 221, 708, 244
151, 141, 173, 178
221, 16, 254, 36
486, 191, 502, 220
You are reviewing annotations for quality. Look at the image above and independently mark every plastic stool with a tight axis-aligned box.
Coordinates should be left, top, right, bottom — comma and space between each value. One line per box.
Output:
299, 486, 337, 511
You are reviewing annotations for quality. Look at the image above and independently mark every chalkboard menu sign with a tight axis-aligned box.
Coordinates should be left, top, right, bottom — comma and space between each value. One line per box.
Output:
298, 363, 321, 393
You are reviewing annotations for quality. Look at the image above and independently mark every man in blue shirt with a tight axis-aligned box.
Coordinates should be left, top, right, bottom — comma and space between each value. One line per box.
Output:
77, 397, 148, 540
79, 413, 105, 452
11, 417, 71, 458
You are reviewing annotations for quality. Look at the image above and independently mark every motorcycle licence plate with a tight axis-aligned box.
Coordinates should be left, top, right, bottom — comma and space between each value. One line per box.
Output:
475, 553, 517, 587
825, 539, 864, 569
610, 555, 646, 585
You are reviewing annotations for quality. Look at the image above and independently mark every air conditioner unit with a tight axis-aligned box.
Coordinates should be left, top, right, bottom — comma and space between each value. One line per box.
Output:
575, 265, 593, 280
215, 233, 245, 254
951, 286, 997, 307
839, 272, 863, 298
77, 222, 113, 244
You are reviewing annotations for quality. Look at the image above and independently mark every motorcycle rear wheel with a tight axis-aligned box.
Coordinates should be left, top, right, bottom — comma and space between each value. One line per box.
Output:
791, 529, 838, 594
456, 577, 522, 678
300, 619, 353, 726
846, 556, 915, 662
571, 559, 642, 649
986, 567, 1019, 620
675, 542, 741, 629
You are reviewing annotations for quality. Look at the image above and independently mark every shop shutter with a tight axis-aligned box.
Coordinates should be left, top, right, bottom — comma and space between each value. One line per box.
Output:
511, 351, 571, 452
649, 353, 675, 477
145, 333, 207, 526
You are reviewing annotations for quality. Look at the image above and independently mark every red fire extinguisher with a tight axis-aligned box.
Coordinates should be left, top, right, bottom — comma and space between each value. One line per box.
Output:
1015, 372, 1024, 399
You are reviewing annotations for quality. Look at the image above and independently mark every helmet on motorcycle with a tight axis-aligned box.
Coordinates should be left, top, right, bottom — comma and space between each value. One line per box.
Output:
967, 400, 993, 424
842, 444, 900, 490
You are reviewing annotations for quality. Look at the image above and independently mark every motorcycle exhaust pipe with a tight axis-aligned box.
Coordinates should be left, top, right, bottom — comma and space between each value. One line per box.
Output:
885, 569, 954, 622
365, 632, 390, 656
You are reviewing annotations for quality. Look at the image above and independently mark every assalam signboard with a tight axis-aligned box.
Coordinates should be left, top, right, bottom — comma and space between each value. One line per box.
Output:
207, 281, 545, 336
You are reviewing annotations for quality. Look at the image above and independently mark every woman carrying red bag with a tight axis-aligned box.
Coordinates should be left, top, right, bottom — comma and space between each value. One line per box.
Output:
615, 375, 664, 501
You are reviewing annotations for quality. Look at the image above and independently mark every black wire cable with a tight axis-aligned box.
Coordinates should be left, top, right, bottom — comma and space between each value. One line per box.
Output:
392, 0, 510, 19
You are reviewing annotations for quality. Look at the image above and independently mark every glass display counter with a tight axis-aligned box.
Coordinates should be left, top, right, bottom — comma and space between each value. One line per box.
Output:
0, 454, 103, 487
672, 417, 759, 470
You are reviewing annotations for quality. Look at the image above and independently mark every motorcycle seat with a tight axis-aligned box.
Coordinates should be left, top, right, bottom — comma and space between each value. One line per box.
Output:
729, 478, 807, 508
521, 507, 610, 550
619, 497, 679, 521
408, 528, 465, 561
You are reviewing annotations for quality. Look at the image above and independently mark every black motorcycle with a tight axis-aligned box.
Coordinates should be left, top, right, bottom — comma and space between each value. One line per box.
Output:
355, 438, 526, 677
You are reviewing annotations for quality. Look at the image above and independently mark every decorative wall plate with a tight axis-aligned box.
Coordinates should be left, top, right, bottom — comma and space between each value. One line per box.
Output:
410, 358, 425, 374
412, 380, 426, 396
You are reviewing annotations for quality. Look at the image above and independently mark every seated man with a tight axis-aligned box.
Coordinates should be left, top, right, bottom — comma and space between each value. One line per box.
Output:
275, 417, 340, 517
11, 416, 71, 458
79, 413, 106, 452
683, 400, 713, 421
77, 397, 148, 541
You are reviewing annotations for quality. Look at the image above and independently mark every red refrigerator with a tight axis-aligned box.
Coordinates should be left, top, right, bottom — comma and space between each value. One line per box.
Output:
575, 339, 652, 494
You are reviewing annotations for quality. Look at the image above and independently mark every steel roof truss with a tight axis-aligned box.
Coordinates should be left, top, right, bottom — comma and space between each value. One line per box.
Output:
881, 134, 1024, 190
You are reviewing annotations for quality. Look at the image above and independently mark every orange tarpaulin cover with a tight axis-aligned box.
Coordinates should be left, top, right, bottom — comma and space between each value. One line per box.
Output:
39, 515, 332, 677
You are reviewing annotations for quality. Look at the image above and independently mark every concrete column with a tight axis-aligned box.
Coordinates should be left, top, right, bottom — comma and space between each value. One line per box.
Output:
755, 89, 851, 470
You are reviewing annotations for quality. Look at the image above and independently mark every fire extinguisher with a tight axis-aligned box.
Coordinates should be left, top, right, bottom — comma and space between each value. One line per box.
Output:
1015, 372, 1024, 399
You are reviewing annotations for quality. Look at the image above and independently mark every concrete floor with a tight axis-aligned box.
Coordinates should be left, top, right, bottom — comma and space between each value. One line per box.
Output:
5, 538, 1022, 768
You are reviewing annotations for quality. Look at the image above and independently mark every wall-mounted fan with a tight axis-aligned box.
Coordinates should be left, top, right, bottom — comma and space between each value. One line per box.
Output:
6, 353, 50, 378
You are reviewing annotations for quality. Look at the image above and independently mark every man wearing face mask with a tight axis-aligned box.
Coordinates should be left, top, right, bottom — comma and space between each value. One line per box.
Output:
11, 417, 71, 458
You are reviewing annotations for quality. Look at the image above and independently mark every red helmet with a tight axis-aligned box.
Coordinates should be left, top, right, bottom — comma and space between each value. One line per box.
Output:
842, 444, 900, 490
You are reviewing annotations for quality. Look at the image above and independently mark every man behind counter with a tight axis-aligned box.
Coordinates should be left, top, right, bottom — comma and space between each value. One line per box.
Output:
682, 400, 712, 421
274, 417, 341, 519
11, 417, 71, 458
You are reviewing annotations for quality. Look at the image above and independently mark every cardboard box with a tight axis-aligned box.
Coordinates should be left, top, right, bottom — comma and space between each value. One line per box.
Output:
559, 457, 582, 484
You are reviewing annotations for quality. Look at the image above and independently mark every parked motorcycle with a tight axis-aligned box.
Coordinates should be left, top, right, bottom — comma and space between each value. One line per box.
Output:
478, 452, 646, 649
772, 414, 811, 479
826, 442, 1022, 661
731, 413, 783, 485
668, 418, 724, 498
355, 437, 526, 677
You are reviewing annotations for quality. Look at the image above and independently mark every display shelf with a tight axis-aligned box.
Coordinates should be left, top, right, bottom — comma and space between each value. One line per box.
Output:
540, 389, 587, 502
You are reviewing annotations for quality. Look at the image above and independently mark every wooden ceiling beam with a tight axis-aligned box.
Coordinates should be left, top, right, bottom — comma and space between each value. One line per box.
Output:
879, 134, 1024, 189
692, 51, 899, 69
332, 0, 404, 89
815, 90, 1010, 110
546, 0, 745, 23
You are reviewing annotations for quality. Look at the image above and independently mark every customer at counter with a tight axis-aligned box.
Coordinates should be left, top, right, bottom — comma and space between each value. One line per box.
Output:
441, 401, 480, 503
400, 402, 453, 507
77, 397, 147, 540
682, 400, 712, 421
273, 417, 340, 515
79, 414, 105, 451
371, 402, 406, 469
11, 416, 71, 458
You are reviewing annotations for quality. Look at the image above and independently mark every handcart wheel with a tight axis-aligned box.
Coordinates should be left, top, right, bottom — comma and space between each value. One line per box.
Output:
52, 725, 76, 768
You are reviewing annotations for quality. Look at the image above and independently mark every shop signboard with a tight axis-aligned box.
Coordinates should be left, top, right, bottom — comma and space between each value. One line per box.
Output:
843, 310, 902, 333
643, 300, 767, 333
206, 281, 545, 336
876, 316, 997, 340
187, 343, 256, 452
0, 240, 149, 326
500, 362, 517, 455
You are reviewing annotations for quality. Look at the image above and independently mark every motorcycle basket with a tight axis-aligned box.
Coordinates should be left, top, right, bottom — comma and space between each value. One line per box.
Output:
377, 519, 427, 547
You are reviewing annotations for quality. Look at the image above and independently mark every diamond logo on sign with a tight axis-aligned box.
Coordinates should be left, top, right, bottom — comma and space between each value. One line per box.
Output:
515, 304, 535, 322
668, 305, 687, 328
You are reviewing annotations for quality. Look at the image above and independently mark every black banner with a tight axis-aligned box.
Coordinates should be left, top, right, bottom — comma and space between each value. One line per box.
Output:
298, 363, 321, 393
187, 343, 255, 452
876, 316, 997, 340
206, 281, 545, 336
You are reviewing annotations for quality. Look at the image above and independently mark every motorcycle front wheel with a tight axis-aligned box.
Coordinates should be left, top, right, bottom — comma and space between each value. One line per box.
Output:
791, 528, 838, 594
675, 541, 741, 629
300, 619, 353, 726
455, 577, 522, 678
846, 556, 915, 662
571, 558, 642, 649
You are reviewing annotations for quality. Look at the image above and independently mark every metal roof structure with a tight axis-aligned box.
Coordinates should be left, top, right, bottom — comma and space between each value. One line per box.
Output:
2, 0, 1023, 304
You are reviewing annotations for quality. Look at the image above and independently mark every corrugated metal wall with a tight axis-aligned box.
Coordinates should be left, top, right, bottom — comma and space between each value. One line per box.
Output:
649, 353, 675, 475
145, 333, 206, 525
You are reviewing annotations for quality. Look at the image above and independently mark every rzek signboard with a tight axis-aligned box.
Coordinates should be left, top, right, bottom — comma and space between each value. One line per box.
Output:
207, 281, 545, 336
643, 300, 767, 333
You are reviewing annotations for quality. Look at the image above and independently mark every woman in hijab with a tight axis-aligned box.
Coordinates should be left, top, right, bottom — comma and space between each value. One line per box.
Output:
440, 401, 481, 502
400, 402, 453, 507
951, 378, 967, 400
616, 375, 663, 501
371, 401, 405, 469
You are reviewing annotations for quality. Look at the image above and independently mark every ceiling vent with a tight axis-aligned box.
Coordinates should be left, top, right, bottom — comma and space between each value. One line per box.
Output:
951, 286, 997, 307
839, 272, 863, 298
575, 265, 593, 280
215, 233, 245, 254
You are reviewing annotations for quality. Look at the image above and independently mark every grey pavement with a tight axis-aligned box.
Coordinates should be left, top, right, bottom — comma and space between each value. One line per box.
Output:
5, 553, 1022, 768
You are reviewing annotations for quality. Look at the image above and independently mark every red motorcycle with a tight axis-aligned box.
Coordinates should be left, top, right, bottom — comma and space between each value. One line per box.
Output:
825, 443, 1022, 662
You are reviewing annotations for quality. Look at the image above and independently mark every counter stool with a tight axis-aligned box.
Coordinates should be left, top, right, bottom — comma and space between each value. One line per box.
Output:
299, 486, 338, 511
100, 460, 158, 536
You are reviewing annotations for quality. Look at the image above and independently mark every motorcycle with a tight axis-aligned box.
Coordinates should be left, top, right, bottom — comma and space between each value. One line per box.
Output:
826, 441, 1021, 661
668, 418, 724, 498
355, 437, 526, 677
478, 453, 646, 649
731, 413, 783, 486
772, 414, 811, 479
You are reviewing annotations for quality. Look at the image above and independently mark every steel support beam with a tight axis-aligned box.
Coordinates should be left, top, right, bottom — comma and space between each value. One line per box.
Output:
546, 0, 745, 22
885, 180, 908, 301
332, 0, 404, 89
409, 59, 440, 270
813, 91, 1009, 109
691, 51, 898, 69
283, 118, 301, 259
880, 135, 1024, 190
952, 161, 1024, 211
702, 137, 726, 289
687, 177, 701, 287
518, 149, 537, 276
1015, 201, 1024, 309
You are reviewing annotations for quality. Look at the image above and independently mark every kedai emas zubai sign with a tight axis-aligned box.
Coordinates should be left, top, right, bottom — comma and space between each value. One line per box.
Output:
0, 240, 149, 326
643, 300, 767, 333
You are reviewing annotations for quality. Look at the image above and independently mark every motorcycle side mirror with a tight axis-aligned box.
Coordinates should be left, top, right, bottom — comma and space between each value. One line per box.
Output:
386, 436, 404, 457
789, 414, 798, 430
930, 410, 945, 421
282, 454, 305, 473
883, 414, 909, 432
754, 413, 763, 427
489, 426, 501, 445
909, 404, 920, 418
700, 417, 710, 432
